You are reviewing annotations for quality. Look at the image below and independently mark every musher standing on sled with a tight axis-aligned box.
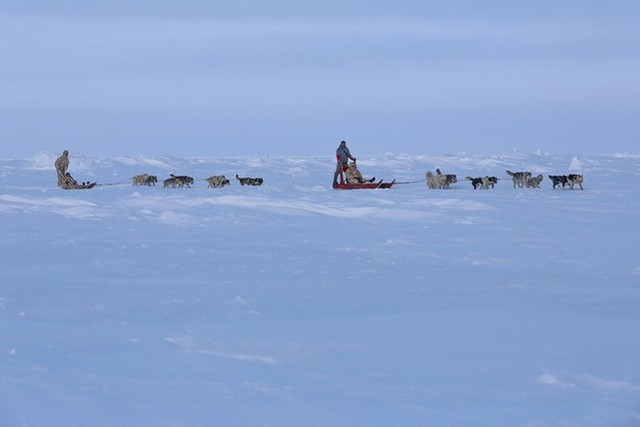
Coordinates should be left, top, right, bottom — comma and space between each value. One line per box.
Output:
55, 150, 70, 187
333, 140, 356, 185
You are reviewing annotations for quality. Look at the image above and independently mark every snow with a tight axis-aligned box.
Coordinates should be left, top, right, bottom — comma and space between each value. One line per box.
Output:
569, 156, 583, 172
1, 152, 639, 426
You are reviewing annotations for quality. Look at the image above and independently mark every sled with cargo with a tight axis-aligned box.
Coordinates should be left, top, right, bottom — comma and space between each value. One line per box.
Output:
332, 168, 395, 190
58, 171, 98, 190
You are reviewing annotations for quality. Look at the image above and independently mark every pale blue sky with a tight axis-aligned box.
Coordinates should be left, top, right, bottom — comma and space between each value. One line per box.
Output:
1, 1, 639, 158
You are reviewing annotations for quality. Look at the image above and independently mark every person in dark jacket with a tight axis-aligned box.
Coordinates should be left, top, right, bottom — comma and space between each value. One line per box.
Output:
333, 141, 356, 184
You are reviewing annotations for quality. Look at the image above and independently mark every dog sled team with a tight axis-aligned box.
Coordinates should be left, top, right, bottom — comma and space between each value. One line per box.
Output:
55, 146, 585, 191
423, 169, 583, 190
129, 174, 262, 188
503, 171, 583, 190
129, 173, 262, 188
55, 150, 264, 190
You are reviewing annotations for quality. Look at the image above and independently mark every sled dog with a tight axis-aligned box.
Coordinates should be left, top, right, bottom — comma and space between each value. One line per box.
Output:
548, 175, 569, 189
466, 176, 498, 189
484, 176, 498, 189
426, 171, 446, 189
436, 169, 457, 189
525, 174, 544, 188
236, 175, 264, 186
548, 174, 584, 190
506, 171, 532, 188
207, 175, 230, 188
132, 174, 157, 186
171, 174, 194, 188
163, 174, 194, 188
567, 174, 584, 190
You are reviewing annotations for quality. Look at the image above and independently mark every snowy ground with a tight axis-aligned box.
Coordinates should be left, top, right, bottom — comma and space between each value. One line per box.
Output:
1, 151, 639, 427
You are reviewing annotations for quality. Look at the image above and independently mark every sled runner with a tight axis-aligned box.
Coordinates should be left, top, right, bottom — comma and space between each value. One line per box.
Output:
62, 182, 98, 190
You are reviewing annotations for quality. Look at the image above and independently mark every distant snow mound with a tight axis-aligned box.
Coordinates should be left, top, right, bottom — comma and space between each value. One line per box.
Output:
30, 151, 57, 170
113, 156, 142, 166
612, 152, 640, 159
569, 156, 583, 172
114, 156, 174, 169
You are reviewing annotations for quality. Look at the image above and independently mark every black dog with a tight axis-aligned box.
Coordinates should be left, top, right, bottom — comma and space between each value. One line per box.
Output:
170, 174, 195, 188
465, 176, 497, 190
236, 175, 264, 186
466, 176, 483, 190
548, 174, 584, 190
548, 175, 569, 189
